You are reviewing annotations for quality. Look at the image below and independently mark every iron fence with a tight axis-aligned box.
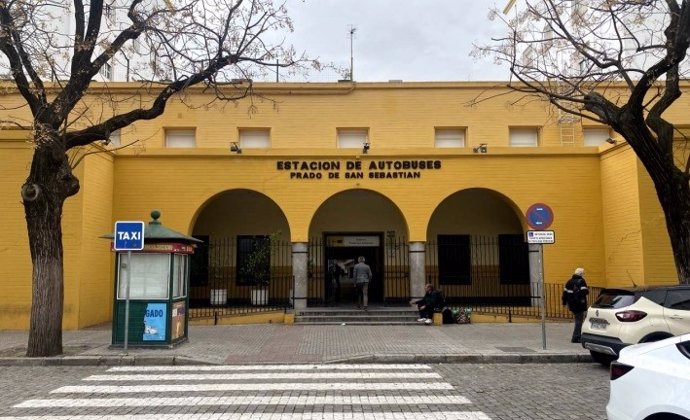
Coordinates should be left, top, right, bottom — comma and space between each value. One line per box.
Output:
189, 237, 293, 321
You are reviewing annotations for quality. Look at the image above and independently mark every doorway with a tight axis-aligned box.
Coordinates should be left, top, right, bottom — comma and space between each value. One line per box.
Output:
324, 233, 384, 305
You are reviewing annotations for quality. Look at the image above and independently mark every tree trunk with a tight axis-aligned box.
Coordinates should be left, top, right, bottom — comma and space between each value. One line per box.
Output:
23, 137, 80, 357
655, 172, 690, 285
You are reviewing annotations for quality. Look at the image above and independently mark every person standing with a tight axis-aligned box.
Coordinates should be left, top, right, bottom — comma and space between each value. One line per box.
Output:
352, 256, 372, 310
562, 267, 589, 343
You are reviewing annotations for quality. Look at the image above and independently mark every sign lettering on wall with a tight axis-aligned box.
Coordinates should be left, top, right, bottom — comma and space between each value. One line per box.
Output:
276, 159, 442, 180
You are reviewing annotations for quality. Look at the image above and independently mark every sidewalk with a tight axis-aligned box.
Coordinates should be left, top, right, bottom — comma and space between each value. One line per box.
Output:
0, 322, 591, 366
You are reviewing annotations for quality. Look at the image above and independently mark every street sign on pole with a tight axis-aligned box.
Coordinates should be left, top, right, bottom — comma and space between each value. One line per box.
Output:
113, 221, 145, 353
526, 230, 555, 244
114, 221, 145, 251
525, 203, 554, 230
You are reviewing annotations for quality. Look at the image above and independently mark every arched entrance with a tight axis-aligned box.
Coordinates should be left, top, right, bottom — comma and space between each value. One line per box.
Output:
189, 189, 292, 308
308, 189, 409, 307
427, 188, 529, 306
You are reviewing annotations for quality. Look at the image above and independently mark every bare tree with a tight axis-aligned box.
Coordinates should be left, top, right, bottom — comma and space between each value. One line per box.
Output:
477, 0, 690, 285
0, 0, 308, 357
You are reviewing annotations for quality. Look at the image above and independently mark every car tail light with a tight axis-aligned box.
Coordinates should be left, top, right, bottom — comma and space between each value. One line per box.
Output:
615, 310, 647, 322
610, 362, 634, 380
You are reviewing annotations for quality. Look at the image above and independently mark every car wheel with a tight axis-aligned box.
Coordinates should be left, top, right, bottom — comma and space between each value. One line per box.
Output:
589, 350, 615, 366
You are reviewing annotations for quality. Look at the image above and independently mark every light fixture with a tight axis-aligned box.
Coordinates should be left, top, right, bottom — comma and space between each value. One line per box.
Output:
362, 142, 370, 154
472, 143, 488, 153
230, 142, 242, 154
605, 137, 617, 145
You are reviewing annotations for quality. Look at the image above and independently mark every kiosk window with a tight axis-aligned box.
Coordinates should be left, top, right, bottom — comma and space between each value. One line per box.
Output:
117, 253, 170, 300
172, 254, 188, 298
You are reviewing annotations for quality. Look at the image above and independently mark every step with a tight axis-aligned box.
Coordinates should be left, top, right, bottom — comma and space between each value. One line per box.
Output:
296, 315, 418, 323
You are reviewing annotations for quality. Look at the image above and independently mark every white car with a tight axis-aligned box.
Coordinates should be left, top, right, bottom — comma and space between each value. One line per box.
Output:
607, 333, 690, 420
581, 285, 690, 365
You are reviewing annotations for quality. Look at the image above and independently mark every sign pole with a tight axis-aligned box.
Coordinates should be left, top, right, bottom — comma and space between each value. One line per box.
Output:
124, 250, 132, 353
538, 243, 546, 350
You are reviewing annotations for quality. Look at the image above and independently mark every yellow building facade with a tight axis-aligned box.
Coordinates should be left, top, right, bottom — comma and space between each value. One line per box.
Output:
0, 81, 682, 330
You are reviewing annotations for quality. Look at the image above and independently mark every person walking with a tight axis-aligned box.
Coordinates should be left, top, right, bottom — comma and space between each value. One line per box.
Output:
352, 256, 372, 310
562, 267, 589, 343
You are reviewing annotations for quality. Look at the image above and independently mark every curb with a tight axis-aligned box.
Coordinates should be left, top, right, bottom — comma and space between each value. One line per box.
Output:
0, 353, 592, 366
0, 355, 212, 367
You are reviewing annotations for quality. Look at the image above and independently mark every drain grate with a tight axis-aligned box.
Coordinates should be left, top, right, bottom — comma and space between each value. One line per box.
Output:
496, 346, 536, 353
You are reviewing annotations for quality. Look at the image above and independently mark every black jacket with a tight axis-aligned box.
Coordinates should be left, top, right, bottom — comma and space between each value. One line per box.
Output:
562, 274, 589, 313
416, 290, 444, 310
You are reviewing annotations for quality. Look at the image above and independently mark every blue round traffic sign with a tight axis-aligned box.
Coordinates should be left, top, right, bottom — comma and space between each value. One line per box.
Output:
526, 203, 554, 230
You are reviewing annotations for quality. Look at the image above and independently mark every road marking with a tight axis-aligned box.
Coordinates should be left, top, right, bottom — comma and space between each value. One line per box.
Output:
0, 412, 492, 420
52, 382, 454, 393
107, 363, 432, 372
15, 395, 472, 408
84, 372, 441, 381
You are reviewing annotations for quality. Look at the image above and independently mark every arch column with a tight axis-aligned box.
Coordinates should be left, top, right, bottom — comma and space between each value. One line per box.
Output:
409, 241, 426, 301
292, 242, 308, 310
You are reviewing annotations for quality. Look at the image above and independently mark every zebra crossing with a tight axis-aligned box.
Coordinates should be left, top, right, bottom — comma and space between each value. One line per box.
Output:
3, 363, 492, 419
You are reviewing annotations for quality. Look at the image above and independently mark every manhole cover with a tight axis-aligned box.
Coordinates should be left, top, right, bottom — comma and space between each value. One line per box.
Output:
496, 346, 535, 353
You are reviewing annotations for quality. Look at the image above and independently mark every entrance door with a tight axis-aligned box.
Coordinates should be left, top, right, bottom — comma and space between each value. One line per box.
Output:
325, 234, 383, 305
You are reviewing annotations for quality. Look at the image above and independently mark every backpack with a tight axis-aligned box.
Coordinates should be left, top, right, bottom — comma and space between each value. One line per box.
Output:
442, 308, 454, 324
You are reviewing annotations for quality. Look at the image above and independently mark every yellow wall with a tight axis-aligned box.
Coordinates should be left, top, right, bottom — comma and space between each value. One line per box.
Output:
0, 81, 687, 329
0, 132, 34, 329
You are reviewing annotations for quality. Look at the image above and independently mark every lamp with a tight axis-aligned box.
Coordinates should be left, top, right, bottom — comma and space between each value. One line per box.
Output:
473, 143, 488, 153
230, 142, 242, 154
362, 142, 370, 154
605, 137, 617, 145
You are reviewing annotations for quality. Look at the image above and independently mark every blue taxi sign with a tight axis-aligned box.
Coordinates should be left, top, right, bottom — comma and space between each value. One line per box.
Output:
114, 221, 145, 251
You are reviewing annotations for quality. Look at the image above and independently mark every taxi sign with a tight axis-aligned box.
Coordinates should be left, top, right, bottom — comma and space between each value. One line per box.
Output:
114, 221, 145, 251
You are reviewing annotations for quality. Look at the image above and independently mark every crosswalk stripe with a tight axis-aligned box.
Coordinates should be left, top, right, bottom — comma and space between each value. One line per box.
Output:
15, 395, 472, 408
108, 364, 432, 372
84, 372, 441, 381
0, 412, 492, 420
52, 382, 454, 393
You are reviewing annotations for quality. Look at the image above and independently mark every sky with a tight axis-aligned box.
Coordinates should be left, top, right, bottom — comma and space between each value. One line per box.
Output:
284, 0, 511, 82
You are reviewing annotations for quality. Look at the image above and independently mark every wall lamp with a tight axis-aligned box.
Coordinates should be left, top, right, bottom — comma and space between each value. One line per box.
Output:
605, 137, 617, 145
473, 143, 488, 153
230, 142, 242, 154
362, 142, 370, 154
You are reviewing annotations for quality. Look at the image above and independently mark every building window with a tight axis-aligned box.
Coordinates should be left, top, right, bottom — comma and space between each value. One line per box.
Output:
236, 235, 270, 286
435, 128, 465, 148
100, 62, 113, 81
509, 127, 539, 147
337, 128, 368, 149
498, 234, 529, 284
239, 128, 271, 149
583, 128, 610, 146
108, 129, 121, 146
165, 129, 195, 148
437, 235, 471, 285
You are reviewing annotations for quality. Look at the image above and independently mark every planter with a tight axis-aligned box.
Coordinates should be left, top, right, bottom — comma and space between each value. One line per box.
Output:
210, 289, 227, 306
251, 287, 268, 306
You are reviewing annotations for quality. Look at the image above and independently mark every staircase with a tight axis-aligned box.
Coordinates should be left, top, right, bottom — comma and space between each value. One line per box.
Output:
294, 306, 422, 325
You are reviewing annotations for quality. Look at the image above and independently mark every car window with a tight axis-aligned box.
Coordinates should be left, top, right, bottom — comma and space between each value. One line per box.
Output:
592, 291, 636, 309
665, 289, 690, 310
678, 341, 690, 361
641, 289, 667, 305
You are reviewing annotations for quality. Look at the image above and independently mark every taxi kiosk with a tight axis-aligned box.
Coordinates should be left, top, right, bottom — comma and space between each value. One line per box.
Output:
106, 210, 202, 348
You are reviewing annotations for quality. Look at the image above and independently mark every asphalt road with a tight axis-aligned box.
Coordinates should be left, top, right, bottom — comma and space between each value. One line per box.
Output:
0, 362, 610, 419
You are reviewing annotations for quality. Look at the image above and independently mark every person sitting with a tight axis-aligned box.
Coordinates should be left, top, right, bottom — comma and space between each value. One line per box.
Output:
412, 283, 444, 325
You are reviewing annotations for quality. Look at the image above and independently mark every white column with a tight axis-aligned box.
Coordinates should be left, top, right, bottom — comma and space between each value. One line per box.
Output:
292, 242, 308, 310
409, 241, 426, 301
